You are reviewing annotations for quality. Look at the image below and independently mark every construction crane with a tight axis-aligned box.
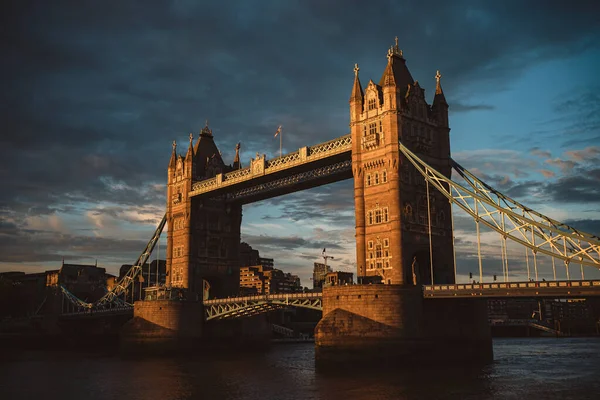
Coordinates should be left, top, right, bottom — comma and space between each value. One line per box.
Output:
322, 248, 334, 271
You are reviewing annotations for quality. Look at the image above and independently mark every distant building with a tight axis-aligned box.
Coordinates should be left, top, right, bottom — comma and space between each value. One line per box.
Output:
324, 271, 353, 287
312, 262, 332, 289
0, 262, 113, 318
239, 242, 261, 267
258, 257, 274, 269
239, 242, 275, 268
240, 265, 302, 295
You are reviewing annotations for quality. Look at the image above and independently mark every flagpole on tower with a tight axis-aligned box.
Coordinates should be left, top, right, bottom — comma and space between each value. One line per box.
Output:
274, 125, 282, 158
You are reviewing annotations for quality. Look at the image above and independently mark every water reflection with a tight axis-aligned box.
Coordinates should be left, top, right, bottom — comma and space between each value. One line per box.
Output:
1, 338, 600, 400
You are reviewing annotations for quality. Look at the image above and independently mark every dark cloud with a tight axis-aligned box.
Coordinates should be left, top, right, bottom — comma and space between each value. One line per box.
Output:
450, 102, 495, 113
564, 219, 600, 237
543, 168, 600, 204
1, 0, 600, 269
0, 220, 147, 265
259, 180, 356, 225
241, 233, 343, 252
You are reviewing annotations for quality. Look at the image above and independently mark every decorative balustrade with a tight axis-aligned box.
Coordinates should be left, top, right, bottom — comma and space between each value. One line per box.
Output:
222, 167, 251, 183
266, 151, 300, 170
307, 134, 352, 157
190, 134, 352, 196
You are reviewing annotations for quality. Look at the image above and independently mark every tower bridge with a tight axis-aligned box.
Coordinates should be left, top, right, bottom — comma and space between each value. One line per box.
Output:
56, 39, 600, 363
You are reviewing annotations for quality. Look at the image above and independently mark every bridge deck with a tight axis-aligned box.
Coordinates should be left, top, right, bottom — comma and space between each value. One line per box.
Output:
423, 280, 600, 298
188, 135, 352, 203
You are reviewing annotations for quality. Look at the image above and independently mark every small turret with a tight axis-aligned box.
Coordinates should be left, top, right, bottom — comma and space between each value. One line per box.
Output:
185, 133, 194, 162
350, 63, 364, 102
350, 63, 364, 122
432, 70, 449, 127
433, 70, 448, 106
200, 120, 213, 138
168, 140, 177, 170
379, 37, 414, 97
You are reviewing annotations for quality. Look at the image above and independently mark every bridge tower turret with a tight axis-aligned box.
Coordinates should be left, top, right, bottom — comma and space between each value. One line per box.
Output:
351, 39, 455, 285
165, 123, 242, 298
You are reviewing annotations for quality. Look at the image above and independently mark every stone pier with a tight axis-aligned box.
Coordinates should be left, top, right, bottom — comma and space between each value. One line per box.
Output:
120, 299, 271, 355
315, 285, 492, 365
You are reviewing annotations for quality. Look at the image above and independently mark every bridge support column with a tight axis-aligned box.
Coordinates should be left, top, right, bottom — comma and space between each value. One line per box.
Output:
315, 285, 492, 366
120, 300, 272, 355
120, 300, 204, 354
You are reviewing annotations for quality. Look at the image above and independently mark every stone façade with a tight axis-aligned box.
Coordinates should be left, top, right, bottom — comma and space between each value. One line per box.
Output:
351, 41, 454, 285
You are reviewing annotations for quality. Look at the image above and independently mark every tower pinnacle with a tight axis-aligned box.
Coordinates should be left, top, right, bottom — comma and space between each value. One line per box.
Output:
169, 140, 177, 169
350, 63, 364, 103
435, 70, 443, 94
433, 69, 448, 108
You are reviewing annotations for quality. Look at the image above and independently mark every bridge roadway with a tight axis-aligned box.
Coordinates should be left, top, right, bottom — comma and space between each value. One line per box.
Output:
203, 280, 600, 320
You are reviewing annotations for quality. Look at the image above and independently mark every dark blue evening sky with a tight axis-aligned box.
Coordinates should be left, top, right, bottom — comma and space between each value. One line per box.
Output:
1, 0, 599, 284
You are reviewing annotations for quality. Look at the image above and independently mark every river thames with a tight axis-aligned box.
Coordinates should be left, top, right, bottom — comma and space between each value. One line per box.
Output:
2, 338, 599, 399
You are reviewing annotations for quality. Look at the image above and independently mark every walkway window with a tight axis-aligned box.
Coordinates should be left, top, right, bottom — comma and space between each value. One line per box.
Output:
382, 170, 387, 183
375, 173, 379, 184
379, 120, 382, 133
368, 211, 373, 225
366, 174, 371, 186
384, 207, 389, 222
368, 241, 373, 250
383, 238, 389, 247
375, 245, 382, 258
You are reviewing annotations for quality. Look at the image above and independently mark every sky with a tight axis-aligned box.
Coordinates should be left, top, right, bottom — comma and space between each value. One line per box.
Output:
2, 0, 600, 287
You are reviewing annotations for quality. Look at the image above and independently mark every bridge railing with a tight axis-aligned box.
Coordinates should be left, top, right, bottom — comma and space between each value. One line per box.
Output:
424, 280, 600, 292
203, 291, 322, 305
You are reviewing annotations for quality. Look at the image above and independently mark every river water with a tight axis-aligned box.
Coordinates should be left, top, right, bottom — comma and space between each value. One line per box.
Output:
1, 338, 599, 400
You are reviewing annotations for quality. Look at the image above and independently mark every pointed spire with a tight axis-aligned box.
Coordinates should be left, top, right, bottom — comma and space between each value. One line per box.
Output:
350, 63, 364, 102
379, 37, 413, 92
233, 142, 241, 169
185, 133, 194, 161
200, 119, 213, 137
168, 140, 177, 169
433, 70, 447, 105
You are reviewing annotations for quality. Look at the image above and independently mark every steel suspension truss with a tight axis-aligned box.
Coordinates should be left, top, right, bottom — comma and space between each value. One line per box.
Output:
399, 143, 600, 274
204, 293, 323, 321
60, 213, 167, 313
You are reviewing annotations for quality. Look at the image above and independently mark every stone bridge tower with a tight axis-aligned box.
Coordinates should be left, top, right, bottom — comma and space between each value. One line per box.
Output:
166, 124, 242, 298
351, 39, 454, 285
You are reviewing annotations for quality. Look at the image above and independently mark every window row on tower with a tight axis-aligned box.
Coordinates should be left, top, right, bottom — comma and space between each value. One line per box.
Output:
172, 267, 184, 286
366, 170, 387, 186
367, 207, 389, 225
363, 121, 383, 136
173, 218, 185, 230
173, 246, 185, 258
